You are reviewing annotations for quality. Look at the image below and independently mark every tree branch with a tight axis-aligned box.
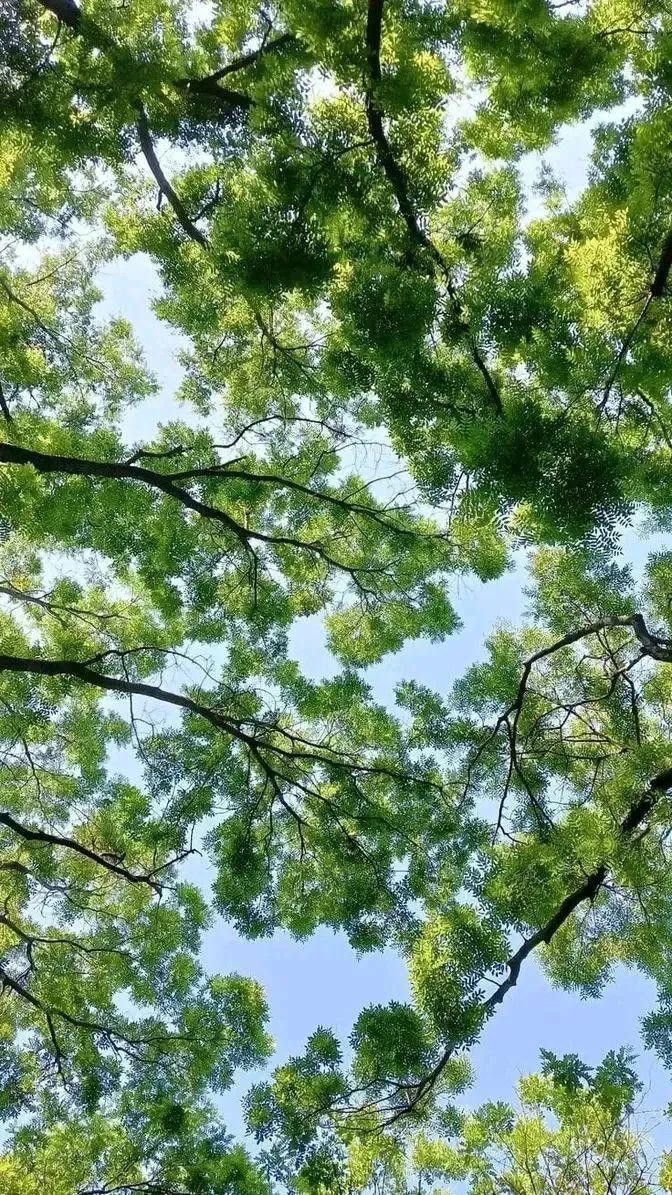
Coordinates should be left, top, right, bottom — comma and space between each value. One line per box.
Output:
135, 106, 209, 248
136, 454, 441, 539
602, 228, 672, 406
35, 3, 245, 250
364, 0, 503, 415
189, 32, 298, 86
0, 436, 252, 540
0, 438, 436, 581
377, 765, 672, 1123
36, 0, 81, 29
0, 810, 161, 891
0, 380, 12, 424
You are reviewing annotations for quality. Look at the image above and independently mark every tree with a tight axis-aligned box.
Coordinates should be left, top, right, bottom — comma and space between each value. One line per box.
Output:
3, 0, 672, 1190
412, 1049, 660, 1195
249, 547, 672, 1180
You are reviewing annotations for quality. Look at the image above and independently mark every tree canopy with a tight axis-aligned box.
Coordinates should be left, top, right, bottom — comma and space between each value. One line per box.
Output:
3, 0, 672, 1190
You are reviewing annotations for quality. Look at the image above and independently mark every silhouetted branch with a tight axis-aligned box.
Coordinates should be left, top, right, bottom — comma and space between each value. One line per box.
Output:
135, 106, 210, 248
364, 0, 503, 415
363, 765, 672, 1124
0, 809, 161, 891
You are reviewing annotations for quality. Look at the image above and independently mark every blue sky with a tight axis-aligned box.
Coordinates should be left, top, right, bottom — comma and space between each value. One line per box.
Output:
95, 118, 672, 1145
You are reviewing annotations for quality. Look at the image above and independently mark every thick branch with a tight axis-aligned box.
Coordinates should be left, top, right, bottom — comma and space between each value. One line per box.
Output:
365, 1, 432, 256
192, 32, 298, 86
0, 650, 432, 809
0, 650, 243, 733
348, 613, 672, 1122
0, 962, 178, 1053
649, 229, 672, 298
0, 810, 160, 891
175, 31, 302, 131
0, 438, 428, 580
495, 612, 672, 745
462, 611, 668, 838
36, 0, 253, 117
37, 0, 81, 29
0, 381, 12, 424
0, 650, 344, 775
0, 438, 250, 540
381, 765, 672, 1122
35, 3, 241, 249
135, 107, 209, 248
140, 456, 439, 540
173, 77, 254, 109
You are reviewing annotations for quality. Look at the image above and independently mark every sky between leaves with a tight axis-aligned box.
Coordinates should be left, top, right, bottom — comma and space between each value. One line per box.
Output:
97, 238, 672, 1147
9, 1, 672, 1189
88, 68, 662, 1123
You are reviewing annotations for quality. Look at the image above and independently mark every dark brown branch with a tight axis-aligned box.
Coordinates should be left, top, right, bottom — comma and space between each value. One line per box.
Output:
79, 1183, 193, 1195
0, 962, 180, 1054
346, 616, 672, 1123
602, 229, 672, 405
378, 765, 672, 1123
37, 0, 81, 29
36, 0, 115, 54
174, 77, 254, 110
0, 380, 12, 424
38, 0, 256, 128
148, 457, 439, 539
365, 1, 429, 253
364, 0, 503, 415
191, 32, 298, 85
469, 612, 670, 838
489, 613, 663, 758
0, 580, 123, 631
0, 437, 249, 541
0, 650, 243, 734
135, 107, 209, 248
0, 810, 161, 891
650, 230, 672, 297
0, 438, 431, 581
0, 275, 68, 350
0, 649, 435, 808
0, 651, 337, 775
0, 911, 133, 962
601, 296, 654, 409
37, 3, 245, 250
